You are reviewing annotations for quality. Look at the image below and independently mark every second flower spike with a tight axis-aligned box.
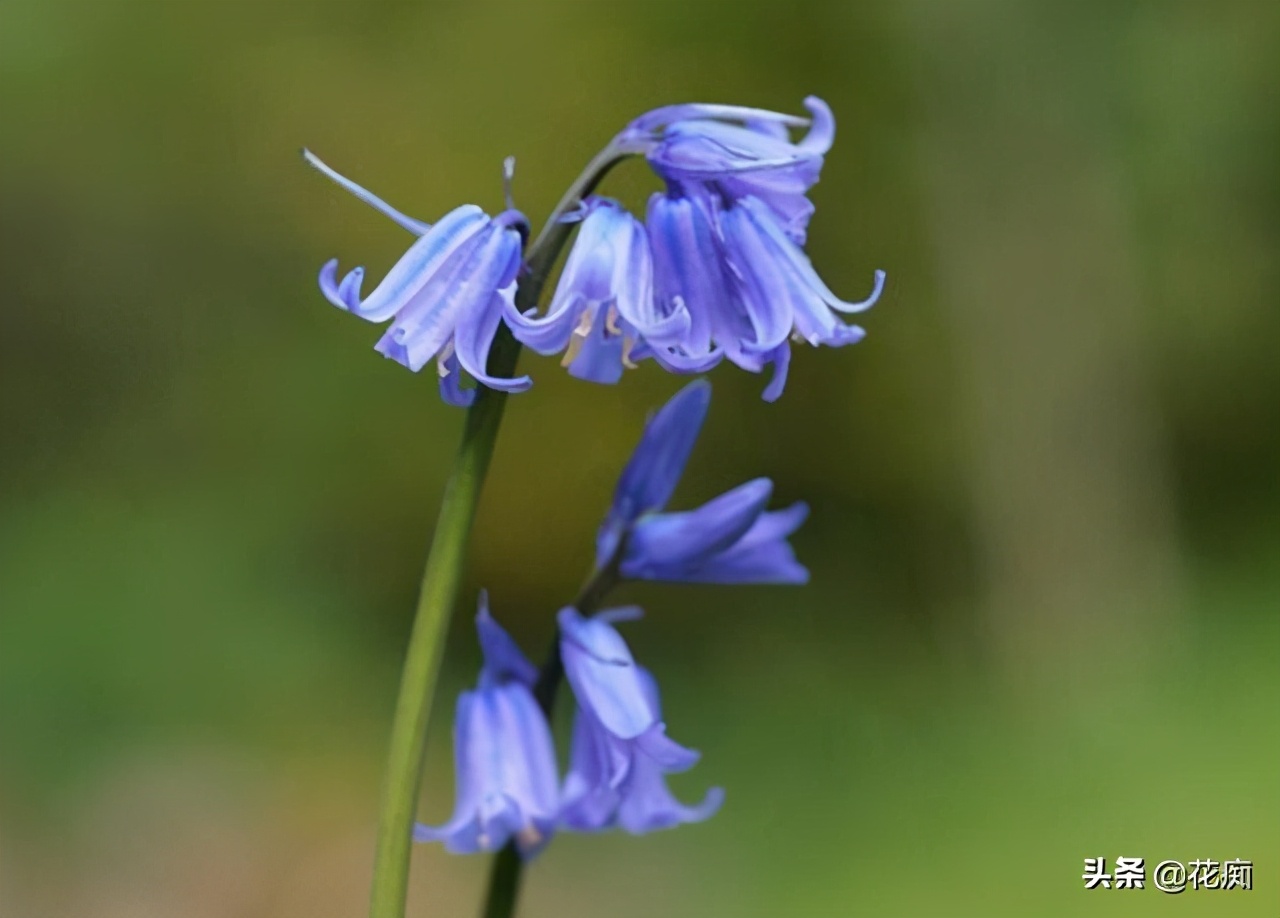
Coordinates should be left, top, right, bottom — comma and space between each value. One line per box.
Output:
596, 380, 810, 584
558, 607, 724, 833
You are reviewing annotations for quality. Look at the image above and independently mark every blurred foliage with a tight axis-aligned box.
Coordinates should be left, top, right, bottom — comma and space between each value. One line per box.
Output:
1, 0, 1277, 916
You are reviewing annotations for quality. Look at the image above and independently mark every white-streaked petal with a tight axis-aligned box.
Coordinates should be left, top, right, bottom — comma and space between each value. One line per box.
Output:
628, 103, 809, 133
453, 285, 533, 392
797, 96, 835, 155
351, 205, 489, 323
743, 197, 884, 314
390, 222, 517, 371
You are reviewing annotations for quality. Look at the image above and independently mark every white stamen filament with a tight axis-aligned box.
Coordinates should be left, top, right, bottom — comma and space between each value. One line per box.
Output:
503, 156, 517, 211
559, 309, 595, 367
605, 304, 622, 337
622, 336, 638, 369
516, 824, 542, 849
437, 340, 456, 376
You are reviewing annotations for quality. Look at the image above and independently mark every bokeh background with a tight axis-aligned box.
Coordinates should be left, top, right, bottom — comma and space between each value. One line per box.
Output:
2, 0, 1277, 916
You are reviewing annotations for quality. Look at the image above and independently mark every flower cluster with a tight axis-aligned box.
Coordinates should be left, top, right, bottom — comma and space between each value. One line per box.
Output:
416, 381, 806, 856
308, 97, 883, 403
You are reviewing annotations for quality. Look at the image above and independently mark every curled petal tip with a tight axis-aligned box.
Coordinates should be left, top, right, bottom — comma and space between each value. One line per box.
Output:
864, 269, 887, 307
502, 155, 517, 211
673, 378, 713, 410
318, 258, 363, 311
799, 96, 834, 154
829, 269, 886, 315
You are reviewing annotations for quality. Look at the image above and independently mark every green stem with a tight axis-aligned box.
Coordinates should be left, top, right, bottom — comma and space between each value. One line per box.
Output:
367, 140, 636, 918
478, 558, 622, 918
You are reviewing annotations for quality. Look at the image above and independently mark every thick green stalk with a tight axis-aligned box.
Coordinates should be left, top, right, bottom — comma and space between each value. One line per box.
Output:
367, 140, 637, 918
368, 340, 519, 918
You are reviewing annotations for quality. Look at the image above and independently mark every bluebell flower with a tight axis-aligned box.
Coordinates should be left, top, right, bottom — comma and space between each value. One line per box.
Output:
306, 150, 532, 407
413, 594, 559, 857
646, 189, 884, 402
504, 197, 691, 384
596, 380, 810, 584
622, 98, 885, 401
625, 96, 833, 243
558, 607, 723, 833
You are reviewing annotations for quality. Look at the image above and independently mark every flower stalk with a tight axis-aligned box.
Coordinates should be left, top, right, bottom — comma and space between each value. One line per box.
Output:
367, 140, 635, 918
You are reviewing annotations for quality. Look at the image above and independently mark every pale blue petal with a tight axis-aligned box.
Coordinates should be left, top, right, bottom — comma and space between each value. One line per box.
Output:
567, 306, 625, 385
628, 103, 809, 133
388, 222, 517, 372
719, 204, 794, 350
413, 682, 559, 857
657, 121, 811, 175
655, 503, 810, 585
761, 342, 791, 402
634, 722, 700, 773
475, 592, 537, 687
641, 343, 726, 375
374, 326, 411, 369
318, 259, 365, 311
506, 291, 590, 355
437, 348, 476, 407
350, 205, 489, 323
559, 709, 624, 831
413, 691, 485, 845
608, 207, 690, 346
453, 284, 533, 392
744, 197, 884, 315
558, 608, 656, 740
493, 685, 560, 830
617, 763, 723, 835
624, 478, 773, 572
647, 194, 724, 355
612, 379, 710, 517
798, 96, 835, 155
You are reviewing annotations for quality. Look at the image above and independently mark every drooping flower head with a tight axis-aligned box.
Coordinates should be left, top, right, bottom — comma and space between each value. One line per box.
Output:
306, 151, 532, 406
558, 607, 723, 833
597, 380, 809, 583
621, 99, 885, 401
504, 197, 690, 384
624, 96, 833, 243
414, 594, 559, 857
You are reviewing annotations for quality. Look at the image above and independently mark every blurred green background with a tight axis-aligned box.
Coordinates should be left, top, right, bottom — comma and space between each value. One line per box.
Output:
1, 0, 1277, 916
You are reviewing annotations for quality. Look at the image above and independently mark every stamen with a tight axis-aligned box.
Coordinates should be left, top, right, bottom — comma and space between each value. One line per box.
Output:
605, 305, 622, 337
622, 336, 638, 369
437, 341, 456, 376
559, 310, 595, 367
516, 824, 542, 849
301, 149, 431, 236
560, 340, 584, 368
503, 156, 516, 211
